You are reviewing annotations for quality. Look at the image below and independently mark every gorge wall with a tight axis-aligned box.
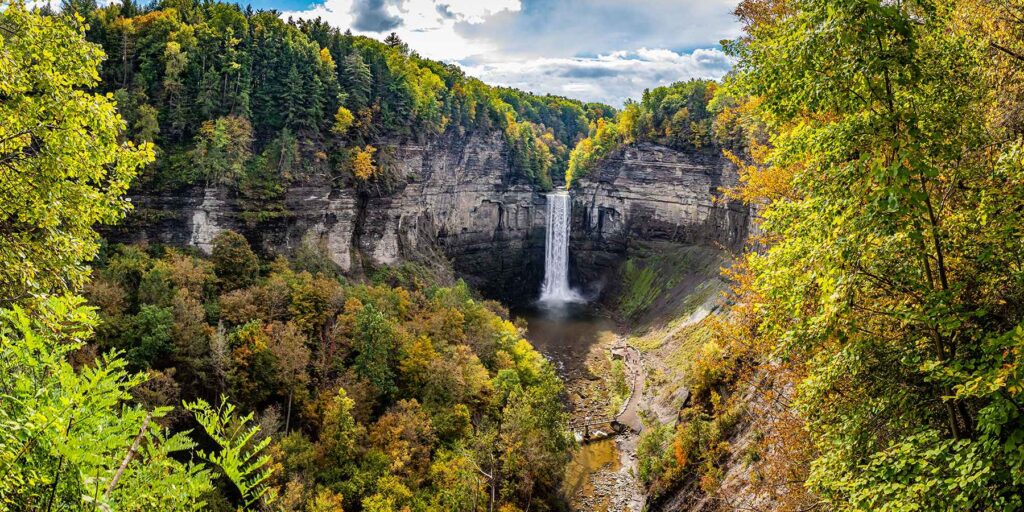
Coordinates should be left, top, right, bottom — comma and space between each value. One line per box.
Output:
569, 143, 750, 297
113, 135, 749, 302
115, 131, 547, 301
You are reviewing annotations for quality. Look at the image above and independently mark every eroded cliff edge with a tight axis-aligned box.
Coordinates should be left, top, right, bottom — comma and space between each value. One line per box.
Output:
569, 142, 751, 297
112, 131, 545, 300
112, 135, 749, 302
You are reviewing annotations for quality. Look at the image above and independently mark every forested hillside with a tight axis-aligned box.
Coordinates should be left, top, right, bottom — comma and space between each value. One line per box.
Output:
0, 2, 574, 510
84, 237, 571, 511
68, 0, 610, 194
564, 77, 769, 188
624, 1, 1024, 510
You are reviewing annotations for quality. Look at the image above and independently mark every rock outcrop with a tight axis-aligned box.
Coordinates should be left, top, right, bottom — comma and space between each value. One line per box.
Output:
113, 137, 748, 302
569, 143, 750, 296
114, 131, 547, 301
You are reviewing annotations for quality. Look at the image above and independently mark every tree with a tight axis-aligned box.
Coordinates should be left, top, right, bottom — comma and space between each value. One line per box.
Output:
125, 304, 174, 370
351, 145, 379, 181
138, 260, 174, 306
723, 0, 1024, 508
0, 296, 211, 510
314, 387, 364, 490
134, 103, 161, 143
383, 32, 408, 53
353, 303, 400, 397
0, 3, 153, 305
333, 106, 355, 136
0, 7, 276, 510
185, 397, 277, 509
171, 287, 213, 389
0, 296, 273, 511
341, 52, 372, 111
193, 115, 253, 186
193, 115, 253, 187
368, 399, 436, 487
211, 230, 259, 291
266, 321, 311, 430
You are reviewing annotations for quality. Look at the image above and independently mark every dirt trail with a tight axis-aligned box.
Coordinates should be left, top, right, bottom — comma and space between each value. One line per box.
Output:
613, 342, 645, 433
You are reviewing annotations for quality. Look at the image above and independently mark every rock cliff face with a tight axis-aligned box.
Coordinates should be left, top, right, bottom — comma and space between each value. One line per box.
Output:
569, 143, 750, 296
114, 131, 547, 301
113, 137, 748, 302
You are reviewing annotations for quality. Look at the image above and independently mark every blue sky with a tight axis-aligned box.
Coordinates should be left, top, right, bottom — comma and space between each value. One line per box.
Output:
242, 0, 314, 9
280, 0, 742, 106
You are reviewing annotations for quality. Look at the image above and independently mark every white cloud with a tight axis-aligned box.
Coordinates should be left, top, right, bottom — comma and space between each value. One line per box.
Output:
462, 47, 734, 106
454, 0, 742, 60
283, 0, 741, 105
433, 0, 521, 23
283, 0, 521, 61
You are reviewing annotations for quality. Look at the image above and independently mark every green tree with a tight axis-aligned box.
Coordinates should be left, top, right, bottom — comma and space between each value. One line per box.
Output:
0, 296, 210, 510
316, 388, 363, 484
353, 303, 401, 397
185, 397, 277, 509
0, 6, 276, 511
138, 260, 174, 306
725, 0, 1024, 508
211, 230, 260, 291
193, 115, 253, 186
125, 304, 174, 370
0, 3, 153, 304
341, 52, 372, 112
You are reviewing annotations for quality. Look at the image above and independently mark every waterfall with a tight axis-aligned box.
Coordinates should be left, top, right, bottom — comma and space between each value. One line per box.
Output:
540, 191, 582, 303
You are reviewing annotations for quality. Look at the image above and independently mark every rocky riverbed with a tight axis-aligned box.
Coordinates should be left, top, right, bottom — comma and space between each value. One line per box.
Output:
514, 302, 647, 512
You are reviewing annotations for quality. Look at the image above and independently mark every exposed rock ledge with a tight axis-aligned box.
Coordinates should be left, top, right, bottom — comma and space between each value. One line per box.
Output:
111, 137, 749, 302
113, 131, 546, 301
569, 143, 751, 296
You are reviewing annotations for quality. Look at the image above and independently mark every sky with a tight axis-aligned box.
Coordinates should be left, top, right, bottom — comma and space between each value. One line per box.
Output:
276, 0, 743, 106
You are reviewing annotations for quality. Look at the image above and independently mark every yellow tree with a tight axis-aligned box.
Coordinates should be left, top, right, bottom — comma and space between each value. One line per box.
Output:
351, 145, 379, 181
0, 3, 153, 305
725, 0, 1024, 508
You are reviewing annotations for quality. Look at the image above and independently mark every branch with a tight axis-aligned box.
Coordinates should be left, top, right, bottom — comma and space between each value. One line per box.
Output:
104, 412, 152, 500
991, 41, 1024, 63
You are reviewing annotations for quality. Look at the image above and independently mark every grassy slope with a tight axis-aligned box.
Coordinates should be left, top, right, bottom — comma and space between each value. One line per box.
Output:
612, 242, 731, 424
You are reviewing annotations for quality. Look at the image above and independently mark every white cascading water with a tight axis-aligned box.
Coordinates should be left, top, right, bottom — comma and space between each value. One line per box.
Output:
540, 191, 583, 304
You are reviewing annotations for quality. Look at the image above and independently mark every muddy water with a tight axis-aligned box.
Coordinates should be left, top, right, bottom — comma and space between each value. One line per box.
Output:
562, 438, 621, 511
514, 302, 615, 375
514, 302, 629, 510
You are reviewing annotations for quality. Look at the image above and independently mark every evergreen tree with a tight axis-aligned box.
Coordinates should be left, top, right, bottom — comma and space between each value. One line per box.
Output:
341, 52, 373, 112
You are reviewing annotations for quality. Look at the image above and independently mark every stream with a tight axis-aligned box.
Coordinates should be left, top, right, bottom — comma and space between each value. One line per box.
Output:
513, 302, 645, 512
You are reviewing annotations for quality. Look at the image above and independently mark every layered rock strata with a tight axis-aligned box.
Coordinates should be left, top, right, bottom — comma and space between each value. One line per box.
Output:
570, 143, 750, 296
113, 137, 749, 302
114, 132, 546, 301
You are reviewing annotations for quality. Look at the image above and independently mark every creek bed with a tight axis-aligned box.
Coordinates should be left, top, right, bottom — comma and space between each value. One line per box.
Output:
513, 301, 642, 511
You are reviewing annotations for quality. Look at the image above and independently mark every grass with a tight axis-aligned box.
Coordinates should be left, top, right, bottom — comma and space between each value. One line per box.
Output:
618, 259, 663, 318
615, 242, 725, 321
606, 358, 631, 416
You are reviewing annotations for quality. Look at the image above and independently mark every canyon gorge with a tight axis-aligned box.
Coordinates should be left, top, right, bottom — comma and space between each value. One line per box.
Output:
9, 1, 1018, 510
113, 133, 751, 303
108, 129, 754, 511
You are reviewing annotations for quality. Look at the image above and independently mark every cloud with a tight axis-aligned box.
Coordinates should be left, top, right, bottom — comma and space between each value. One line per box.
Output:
559, 67, 622, 79
462, 48, 735, 106
454, 0, 742, 60
435, 3, 456, 20
350, 0, 404, 32
283, 0, 521, 60
280, 0, 741, 105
